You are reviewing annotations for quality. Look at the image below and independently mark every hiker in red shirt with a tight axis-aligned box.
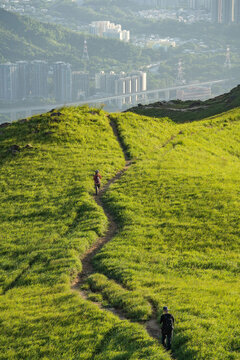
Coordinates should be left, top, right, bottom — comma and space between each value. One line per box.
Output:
93, 170, 102, 195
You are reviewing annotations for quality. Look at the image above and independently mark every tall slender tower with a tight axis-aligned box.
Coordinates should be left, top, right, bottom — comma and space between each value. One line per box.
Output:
224, 46, 232, 69
82, 40, 89, 61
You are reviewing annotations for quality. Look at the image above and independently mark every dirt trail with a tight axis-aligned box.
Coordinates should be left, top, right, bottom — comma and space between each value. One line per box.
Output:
71, 158, 131, 286
72, 120, 131, 286
71, 119, 171, 351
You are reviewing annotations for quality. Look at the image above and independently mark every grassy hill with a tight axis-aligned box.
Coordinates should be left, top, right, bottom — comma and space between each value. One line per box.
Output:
0, 8, 156, 71
128, 85, 240, 123
0, 107, 169, 359
0, 98, 240, 359
101, 109, 240, 359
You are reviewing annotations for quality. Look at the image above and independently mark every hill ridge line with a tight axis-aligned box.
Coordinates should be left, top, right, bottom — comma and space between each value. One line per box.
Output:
71, 117, 175, 358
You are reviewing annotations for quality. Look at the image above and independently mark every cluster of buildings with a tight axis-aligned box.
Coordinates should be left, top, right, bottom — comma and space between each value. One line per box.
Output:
0, 61, 147, 106
95, 70, 147, 106
0, 61, 74, 103
136, 1, 212, 23
89, 21, 130, 42
136, 0, 240, 24
95, 71, 146, 94
0, 61, 49, 102
132, 0, 240, 24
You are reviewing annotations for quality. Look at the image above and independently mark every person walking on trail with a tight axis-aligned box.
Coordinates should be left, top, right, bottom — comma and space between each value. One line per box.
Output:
160, 306, 174, 351
93, 170, 102, 195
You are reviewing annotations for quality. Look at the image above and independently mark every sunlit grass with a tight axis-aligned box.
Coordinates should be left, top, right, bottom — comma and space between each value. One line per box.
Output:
0, 106, 170, 359
1, 103, 240, 359
92, 109, 240, 360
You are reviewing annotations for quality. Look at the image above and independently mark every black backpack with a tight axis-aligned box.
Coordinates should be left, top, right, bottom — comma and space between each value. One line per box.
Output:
164, 314, 173, 331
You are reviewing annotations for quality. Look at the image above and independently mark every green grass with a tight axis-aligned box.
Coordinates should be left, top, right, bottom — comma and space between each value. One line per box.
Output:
1, 99, 240, 359
91, 109, 240, 360
0, 106, 170, 359
0, 8, 158, 75
87, 273, 152, 321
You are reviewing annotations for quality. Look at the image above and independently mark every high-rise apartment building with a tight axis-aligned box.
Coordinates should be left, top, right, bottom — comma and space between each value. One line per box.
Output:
130, 71, 147, 93
0, 63, 18, 101
16, 61, 30, 99
222, 0, 234, 23
235, 0, 240, 22
72, 71, 89, 100
0, 61, 49, 101
212, 0, 222, 22
0, 60, 78, 104
30, 60, 48, 98
53, 62, 72, 102
212, 0, 238, 23
189, 0, 211, 9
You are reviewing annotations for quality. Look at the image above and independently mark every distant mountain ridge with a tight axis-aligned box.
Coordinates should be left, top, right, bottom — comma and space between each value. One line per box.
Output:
127, 84, 240, 123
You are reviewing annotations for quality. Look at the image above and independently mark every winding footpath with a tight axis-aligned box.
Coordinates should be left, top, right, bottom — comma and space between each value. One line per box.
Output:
72, 120, 132, 287
72, 119, 174, 355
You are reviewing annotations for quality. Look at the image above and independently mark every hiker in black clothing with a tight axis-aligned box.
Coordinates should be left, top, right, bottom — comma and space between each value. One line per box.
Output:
160, 306, 174, 351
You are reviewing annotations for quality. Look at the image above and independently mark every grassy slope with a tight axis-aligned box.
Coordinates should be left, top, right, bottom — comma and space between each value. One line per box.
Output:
90, 109, 240, 360
0, 108, 170, 359
1, 98, 240, 359
128, 85, 240, 123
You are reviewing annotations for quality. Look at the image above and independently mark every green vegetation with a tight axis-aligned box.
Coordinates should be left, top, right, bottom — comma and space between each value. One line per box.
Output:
129, 84, 240, 123
0, 8, 158, 72
52, 0, 135, 24
91, 108, 240, 359
0, 107, 170, 359
1, 89, 240, 359
87, 273, 152, 321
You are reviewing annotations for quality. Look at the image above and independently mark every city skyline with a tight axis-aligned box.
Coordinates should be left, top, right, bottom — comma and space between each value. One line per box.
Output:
0, 1, 239, 119
0, 60, 147, 108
